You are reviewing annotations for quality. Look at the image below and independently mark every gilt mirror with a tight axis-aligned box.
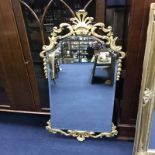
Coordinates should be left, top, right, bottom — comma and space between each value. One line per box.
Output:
40, 9, 125, 141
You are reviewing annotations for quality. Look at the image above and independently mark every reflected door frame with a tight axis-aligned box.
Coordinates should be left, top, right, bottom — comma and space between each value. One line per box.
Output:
133, 3, 155, 155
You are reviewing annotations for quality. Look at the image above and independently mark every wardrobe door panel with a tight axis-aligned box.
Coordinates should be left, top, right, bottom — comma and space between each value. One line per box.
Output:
0, 0, 39, 111
17, 0, 100, 110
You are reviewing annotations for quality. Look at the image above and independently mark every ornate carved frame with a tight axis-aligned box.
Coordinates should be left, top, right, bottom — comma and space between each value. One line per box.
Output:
46, 120, 118, 141
40, 9, 125, 80
39, 9, 125, 141
133, 3, 155, 155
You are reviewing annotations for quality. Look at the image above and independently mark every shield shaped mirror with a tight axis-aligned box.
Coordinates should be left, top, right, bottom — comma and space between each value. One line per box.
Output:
40, 9, 125, 141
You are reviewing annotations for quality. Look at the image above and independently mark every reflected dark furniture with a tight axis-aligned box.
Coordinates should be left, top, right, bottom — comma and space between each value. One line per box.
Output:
91, 52, 117, 85
60, 36, 101, 63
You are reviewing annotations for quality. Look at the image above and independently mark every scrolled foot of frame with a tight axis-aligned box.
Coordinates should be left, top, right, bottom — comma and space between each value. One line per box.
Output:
46, 120, 118, 141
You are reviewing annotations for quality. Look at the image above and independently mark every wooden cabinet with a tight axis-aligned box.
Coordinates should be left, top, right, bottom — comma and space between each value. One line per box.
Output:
117, 0, 155, 139
0, 0, 152, 139
0, 0, 42, 113
0, 0, 105, 114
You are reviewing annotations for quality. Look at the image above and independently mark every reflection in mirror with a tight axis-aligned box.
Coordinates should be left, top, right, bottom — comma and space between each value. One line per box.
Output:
40, 9, 125, 141
149, 111, 155, 149
48, 36, 118, 132
60, 36, 102, 63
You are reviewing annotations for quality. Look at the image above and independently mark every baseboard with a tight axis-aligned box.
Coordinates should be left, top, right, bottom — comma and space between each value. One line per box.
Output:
0, 108, 50, 115
117, 123, 135, 140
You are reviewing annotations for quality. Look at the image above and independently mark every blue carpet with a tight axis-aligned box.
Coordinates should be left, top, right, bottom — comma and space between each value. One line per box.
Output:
0, 112, 133, 155
49, 63, 117, 132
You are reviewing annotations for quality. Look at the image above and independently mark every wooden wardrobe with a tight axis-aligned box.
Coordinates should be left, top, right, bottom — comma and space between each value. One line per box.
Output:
0, 0, 154, 139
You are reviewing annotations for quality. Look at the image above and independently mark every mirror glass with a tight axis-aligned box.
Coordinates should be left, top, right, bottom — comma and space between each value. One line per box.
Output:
149, 110, 155, 149
48, 35, 119, 133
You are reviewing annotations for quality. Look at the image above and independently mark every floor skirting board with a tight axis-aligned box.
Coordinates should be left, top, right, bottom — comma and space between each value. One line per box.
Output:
117, 123, 135, 140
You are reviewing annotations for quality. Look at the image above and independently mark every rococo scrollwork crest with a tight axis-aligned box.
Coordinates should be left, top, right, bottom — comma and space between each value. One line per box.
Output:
40, 9, 125, 80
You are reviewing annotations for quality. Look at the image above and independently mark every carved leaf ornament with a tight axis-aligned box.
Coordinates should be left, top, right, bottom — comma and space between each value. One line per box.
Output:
40, 10, 125, 79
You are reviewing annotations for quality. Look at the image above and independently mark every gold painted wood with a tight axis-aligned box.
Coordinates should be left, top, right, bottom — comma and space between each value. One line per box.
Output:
40, 9, 125, 140
40, 9, 125, 79
133, 3, 155, 155
46, 120, 118, 142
